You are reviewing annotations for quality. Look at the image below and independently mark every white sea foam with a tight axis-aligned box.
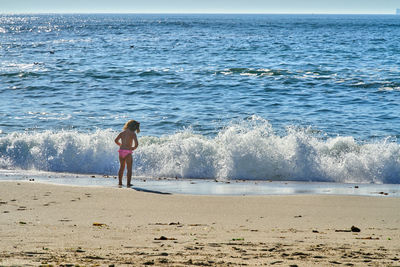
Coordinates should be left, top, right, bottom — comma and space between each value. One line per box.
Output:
0, 130, 117, 175
0, 117, 399, 184
0, 62, 47, 73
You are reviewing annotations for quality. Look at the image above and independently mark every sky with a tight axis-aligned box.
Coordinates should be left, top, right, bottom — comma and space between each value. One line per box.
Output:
1, 0, 400, 14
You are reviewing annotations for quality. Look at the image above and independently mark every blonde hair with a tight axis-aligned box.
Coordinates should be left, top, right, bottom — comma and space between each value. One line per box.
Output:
123, 120, 140, 133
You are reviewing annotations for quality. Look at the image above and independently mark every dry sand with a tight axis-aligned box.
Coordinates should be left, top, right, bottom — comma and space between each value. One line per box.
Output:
0, 181, 399, 266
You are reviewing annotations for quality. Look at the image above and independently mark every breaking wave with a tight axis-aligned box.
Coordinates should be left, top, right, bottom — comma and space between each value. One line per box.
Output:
1, 117, 399, 184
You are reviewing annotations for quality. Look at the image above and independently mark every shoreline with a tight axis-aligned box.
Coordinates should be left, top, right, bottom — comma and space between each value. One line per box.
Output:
1, 181, 399, 266
1, 169, 400, 197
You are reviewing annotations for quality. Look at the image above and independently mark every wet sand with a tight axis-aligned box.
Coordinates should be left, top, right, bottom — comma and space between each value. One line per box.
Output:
2, 169, 400, 197
0, 181, 399, 266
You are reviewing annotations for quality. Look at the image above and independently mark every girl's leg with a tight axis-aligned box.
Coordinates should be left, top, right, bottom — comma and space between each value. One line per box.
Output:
118, 156, 126, 186
126, 154, 133, 186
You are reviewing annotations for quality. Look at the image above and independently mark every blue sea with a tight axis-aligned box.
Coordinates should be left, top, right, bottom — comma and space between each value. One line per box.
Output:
1, 14, 400, 191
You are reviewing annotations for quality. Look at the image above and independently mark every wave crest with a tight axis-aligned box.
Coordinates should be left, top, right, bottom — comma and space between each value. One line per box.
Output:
1, 117, 399, 183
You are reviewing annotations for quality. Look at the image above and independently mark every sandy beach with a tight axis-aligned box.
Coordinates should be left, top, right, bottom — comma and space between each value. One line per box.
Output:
0, 181, 399, 266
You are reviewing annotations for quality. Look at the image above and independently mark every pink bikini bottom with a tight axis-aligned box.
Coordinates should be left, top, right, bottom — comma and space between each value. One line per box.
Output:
118, 149, 132, 159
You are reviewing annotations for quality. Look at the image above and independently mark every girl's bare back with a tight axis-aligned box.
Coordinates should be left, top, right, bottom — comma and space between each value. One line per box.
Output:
115, 129, 138, 150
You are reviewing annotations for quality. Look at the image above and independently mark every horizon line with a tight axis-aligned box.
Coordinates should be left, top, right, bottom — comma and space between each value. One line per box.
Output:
0, 11, 398, 15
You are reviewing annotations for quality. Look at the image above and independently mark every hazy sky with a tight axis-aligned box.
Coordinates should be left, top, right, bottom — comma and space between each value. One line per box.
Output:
1, 0, 400, 14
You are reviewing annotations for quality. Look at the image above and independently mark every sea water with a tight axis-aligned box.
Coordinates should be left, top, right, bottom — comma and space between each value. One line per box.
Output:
1, 14, 400, 186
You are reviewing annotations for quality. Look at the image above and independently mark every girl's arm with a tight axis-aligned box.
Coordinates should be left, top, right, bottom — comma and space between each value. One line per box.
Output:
131, 133, 139, 150
114, 133, 122, 146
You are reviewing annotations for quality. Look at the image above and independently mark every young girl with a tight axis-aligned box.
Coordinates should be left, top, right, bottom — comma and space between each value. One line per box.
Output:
114, 120, 140, 187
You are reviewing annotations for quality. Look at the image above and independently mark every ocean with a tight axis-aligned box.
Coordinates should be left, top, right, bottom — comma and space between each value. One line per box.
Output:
1, 14, 400, 187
